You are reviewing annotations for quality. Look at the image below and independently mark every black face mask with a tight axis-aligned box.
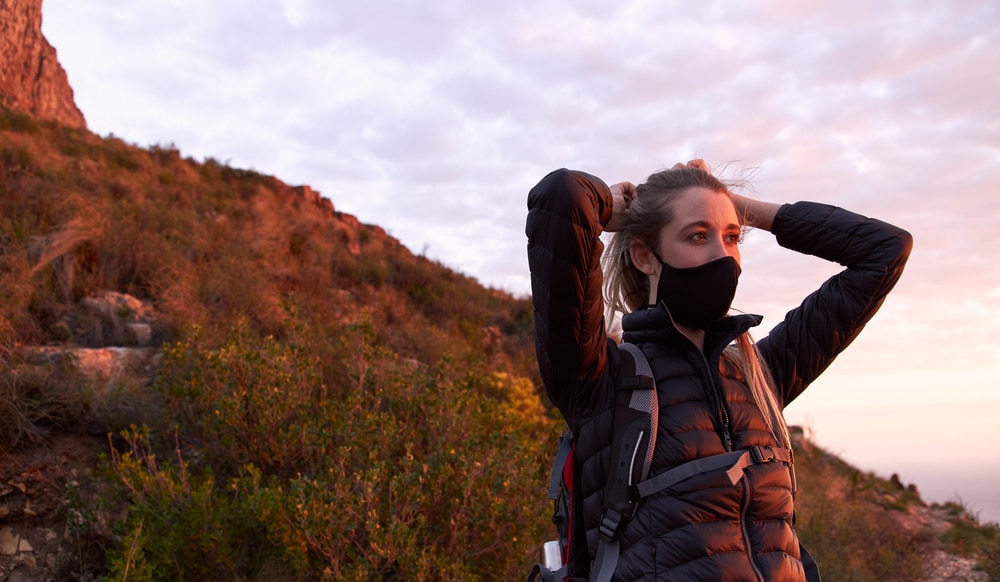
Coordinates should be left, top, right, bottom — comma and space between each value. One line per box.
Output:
654, 255, 741, 329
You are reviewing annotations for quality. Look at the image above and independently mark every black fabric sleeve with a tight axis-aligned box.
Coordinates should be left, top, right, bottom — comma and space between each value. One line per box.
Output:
757, 201, 913, 407
526, 168, 617, 422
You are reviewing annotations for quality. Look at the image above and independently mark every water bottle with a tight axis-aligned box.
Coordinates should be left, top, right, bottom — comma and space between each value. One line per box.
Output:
541, 540, 563, 569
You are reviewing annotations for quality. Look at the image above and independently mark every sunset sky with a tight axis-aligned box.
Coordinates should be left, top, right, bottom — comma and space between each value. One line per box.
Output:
42, 0, 999, 521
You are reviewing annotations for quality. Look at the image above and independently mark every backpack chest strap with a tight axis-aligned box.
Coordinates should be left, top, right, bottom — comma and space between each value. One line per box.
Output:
633, 445, 793, 501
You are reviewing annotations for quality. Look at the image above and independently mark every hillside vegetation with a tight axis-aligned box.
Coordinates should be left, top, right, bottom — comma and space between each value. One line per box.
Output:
1, 105, 998, 580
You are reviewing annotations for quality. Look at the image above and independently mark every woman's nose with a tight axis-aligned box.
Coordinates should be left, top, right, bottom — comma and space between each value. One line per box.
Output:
709, 236, 740, 263
709, 236, 728, 258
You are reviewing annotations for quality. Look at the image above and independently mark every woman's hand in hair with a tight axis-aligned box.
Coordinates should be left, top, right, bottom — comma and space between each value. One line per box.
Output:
605, 181, 636, 232
672, 159, 710, 173
731, 194, 781, 232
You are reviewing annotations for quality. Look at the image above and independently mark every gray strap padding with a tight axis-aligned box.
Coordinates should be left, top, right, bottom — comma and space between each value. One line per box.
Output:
616, 342, 657, 482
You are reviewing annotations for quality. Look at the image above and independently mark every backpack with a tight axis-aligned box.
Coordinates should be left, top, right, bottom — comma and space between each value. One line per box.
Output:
526, 343, 816, 582
526, 342, 657, 582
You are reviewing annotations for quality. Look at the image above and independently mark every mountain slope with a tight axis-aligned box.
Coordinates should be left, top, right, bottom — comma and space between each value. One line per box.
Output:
1, 104, 551, 579
3, 104, 998, 581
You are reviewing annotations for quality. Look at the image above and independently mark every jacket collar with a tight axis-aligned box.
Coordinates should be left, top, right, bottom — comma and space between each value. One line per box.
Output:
620, 302, 762, 355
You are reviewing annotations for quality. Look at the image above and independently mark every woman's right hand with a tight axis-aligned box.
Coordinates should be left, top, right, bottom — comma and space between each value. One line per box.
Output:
606, 181, 636, 232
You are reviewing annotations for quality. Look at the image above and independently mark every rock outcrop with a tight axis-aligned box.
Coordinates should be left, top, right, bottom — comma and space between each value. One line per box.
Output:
20, 291, 163, 381
0, 0, 86, 128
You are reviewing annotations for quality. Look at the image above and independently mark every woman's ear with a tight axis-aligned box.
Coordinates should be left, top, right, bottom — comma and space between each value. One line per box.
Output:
629, 240, 660, 277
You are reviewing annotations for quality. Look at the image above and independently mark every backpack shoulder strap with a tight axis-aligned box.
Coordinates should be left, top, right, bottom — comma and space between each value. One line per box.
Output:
548, 431, 573, 501
592, 342, 657, 582
613, 342, 658, 483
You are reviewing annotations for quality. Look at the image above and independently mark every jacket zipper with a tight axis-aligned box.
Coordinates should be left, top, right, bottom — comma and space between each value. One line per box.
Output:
663, 309, 734, 451
694, 349, 733, 452
740, 479, 766, 582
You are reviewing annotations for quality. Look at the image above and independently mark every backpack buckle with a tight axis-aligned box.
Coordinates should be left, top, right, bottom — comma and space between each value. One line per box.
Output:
598, 509, 623, 542
751, 445, 776, 463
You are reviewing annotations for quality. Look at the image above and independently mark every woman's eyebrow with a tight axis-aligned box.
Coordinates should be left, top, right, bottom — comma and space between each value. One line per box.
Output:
679, 220, 742, 231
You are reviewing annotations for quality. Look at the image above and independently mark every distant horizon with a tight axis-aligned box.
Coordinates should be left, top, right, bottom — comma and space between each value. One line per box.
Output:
785, 389, 1000, 524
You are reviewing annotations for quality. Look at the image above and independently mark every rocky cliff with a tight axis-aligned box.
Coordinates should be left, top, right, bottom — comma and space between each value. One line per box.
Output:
0, 0, 86, 128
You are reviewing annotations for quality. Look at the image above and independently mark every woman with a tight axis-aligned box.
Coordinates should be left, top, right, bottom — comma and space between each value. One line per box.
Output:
526, 160, 912, 581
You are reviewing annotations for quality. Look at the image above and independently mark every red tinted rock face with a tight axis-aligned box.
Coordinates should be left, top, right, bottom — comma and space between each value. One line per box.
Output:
0, 0, 87, 128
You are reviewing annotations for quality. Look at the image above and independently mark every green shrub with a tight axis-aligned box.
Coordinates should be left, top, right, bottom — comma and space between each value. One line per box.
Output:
108, 314, 556, 580
936, 501, 1000, 578
1, 144, 36, 174
107, 426, 285, 581
982, 534, 1000, 581
102, 136, 142, 171
248, 351, 554, 580
148, 142, 181, 165
797, 493, 924, 581
0, 107, 40, 134
154, 317, 326, 477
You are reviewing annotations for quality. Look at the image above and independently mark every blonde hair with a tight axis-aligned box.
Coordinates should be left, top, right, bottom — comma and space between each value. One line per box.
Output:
601, 165, 790, 448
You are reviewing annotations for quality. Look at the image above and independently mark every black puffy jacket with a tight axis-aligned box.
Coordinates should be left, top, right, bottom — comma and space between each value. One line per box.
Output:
526, 169, 912, 581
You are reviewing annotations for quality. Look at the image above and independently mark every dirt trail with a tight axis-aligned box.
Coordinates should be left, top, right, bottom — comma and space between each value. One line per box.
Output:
892, 502, 987, 581
1, 434, 110, 581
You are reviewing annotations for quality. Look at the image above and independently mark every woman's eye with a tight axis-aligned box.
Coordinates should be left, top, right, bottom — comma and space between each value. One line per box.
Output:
725, 233, 744, 244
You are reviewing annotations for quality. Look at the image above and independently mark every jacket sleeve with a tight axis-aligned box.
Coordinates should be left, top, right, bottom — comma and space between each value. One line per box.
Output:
526, 168, 617, 422
758, 201, 913, 407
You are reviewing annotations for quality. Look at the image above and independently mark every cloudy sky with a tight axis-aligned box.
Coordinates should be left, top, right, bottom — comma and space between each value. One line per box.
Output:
43, 0, 999, 520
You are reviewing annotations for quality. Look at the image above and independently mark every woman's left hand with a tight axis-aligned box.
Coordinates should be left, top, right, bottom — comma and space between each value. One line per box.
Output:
731, 194, 781, 231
